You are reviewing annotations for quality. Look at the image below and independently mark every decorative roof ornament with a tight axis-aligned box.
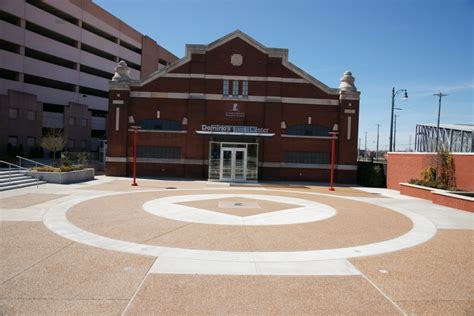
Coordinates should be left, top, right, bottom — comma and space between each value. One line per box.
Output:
112, 60, 130, 81
231, 54, 243, 66
339, 71, 357, 92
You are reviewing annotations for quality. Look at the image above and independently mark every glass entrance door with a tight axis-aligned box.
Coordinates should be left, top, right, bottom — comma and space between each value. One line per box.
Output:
220, 148, 246, 181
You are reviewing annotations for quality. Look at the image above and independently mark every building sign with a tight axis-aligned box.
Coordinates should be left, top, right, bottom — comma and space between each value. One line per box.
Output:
201, 124, 270, 134
225, 103, 245, 118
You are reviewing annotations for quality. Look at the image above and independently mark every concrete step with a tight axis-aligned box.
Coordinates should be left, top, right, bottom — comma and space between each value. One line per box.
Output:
0, 180, 47, 191
0, 178, 41, 188
0, 173, 28, 180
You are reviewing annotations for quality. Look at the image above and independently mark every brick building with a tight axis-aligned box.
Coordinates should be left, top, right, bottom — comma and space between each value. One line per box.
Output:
106, 30, 360, 183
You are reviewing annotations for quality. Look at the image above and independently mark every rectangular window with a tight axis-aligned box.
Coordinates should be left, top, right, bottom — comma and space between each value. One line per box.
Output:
81, 118, 87, 127
223, 80, 229, 97
69, 117, 75, 126
232, 80, 239, 97
8, 108, 18, 119
242, 80, 248, 97
27, 137, 36, 147
68, 139, 75, 148
137, 146, 181, 159
27, 111, 36, 121
285, 151, 330, 164
8, 136, 18, 146
80, 140, 87, 148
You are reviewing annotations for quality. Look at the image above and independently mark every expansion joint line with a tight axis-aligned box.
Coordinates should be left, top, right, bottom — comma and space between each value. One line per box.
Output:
360, 273, 407, 316
120, 258, 156, 316
0, 241, 74, 286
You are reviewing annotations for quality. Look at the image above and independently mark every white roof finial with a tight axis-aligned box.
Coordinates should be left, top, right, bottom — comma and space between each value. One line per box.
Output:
112, 60, 130, 82
339, 70, 357, 92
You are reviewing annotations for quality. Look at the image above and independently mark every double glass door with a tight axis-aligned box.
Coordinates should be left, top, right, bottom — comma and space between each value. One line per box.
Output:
220, 147, 246, 181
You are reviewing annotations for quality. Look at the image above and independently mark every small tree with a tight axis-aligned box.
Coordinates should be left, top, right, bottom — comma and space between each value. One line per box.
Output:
40, 129, 67, 165
437, 148, 456, 190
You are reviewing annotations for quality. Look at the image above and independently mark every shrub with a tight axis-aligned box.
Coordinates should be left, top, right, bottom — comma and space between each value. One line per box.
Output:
34, 166, 61, 172
33, 165, 83, 173
60, 165, 83, 172
410, 149, 457, 191
421, 166, 436, 183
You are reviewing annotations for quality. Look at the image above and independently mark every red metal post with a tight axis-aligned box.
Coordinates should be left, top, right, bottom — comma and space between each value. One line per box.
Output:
131, 126, 138, 186
329, 131, 338, 191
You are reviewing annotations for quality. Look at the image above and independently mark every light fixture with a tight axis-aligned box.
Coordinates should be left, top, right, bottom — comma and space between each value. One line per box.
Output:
403, 91, 408, 101
182, 117, 188, 125
332, 123, 339, 132
128, 115, 135, 124
281, 121, 286, 129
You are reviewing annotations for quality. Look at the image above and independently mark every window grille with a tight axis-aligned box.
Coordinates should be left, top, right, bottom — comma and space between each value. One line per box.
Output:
137, 146, 181, 159
137, 119, 182, 131
286, 124, 330, 136
285, 151, 330, 164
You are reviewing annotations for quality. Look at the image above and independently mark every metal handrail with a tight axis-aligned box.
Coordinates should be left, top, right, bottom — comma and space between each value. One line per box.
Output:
0, 160, 28, 170
16, 156, 50, 169
0, 160, 39, 188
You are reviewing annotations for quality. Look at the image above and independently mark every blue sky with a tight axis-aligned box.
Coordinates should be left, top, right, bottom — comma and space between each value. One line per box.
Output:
96, 0, 473, 151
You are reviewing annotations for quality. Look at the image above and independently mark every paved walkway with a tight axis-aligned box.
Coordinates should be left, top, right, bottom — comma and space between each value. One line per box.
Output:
1, 176, 473, 315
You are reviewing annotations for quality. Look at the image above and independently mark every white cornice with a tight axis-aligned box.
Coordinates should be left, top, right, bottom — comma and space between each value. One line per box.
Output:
129, 91, 340, 106
135, 30, 340, 95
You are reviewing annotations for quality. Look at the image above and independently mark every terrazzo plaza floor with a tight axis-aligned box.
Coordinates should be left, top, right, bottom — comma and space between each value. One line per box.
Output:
0, 176, 473, 315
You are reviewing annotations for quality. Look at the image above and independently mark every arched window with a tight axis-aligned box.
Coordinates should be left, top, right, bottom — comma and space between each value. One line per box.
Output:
286, 124, 330, 137
137, 119, 182, 131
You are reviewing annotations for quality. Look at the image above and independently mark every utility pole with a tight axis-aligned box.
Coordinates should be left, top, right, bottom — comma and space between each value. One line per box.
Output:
394, 115, 399, 152
358, 137, 361, 158
365, 131, 368, 157
433, 91, 447, 152
376, 124, 380, 159
408, 134, 412, 151
389, 88, 408, 152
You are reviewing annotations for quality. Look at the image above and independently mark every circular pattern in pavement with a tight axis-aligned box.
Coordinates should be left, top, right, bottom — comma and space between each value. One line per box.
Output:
42, 188, 437, 264
142, 193, 336, 225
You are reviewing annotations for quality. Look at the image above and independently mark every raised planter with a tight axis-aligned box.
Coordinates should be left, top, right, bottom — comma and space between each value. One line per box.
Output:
26, 168, 95, 184
400, 182, 474, 212
399, 183, 433, 200
431, 191, 474, 212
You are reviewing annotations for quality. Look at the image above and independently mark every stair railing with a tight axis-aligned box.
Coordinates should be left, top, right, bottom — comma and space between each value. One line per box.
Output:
0, 160, 39, 188
16, 156, 51, 170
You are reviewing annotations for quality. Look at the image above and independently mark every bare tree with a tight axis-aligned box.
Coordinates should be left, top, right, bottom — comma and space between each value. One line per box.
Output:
40, 129, 67, 165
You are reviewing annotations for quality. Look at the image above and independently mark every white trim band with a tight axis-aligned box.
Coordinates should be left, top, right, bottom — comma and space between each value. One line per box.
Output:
163, 73, 308, 83
129, 91, 340, 106
105, 156, 357, 170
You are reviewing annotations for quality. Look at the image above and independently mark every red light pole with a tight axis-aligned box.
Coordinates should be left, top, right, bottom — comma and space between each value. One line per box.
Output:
130, 125, 140, 186
328, 127, 339, 191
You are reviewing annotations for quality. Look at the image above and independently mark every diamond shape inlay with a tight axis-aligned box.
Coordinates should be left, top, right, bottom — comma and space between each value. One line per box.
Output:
178, 197, 299, 217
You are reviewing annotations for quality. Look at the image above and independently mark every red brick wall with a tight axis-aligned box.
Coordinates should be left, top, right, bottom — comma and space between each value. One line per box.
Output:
431, 193, 474, 212
387, 153, 474, 192
399, 184, 433, 200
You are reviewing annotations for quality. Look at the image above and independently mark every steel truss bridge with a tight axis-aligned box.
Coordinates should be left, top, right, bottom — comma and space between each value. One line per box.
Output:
415, 124, 473, 152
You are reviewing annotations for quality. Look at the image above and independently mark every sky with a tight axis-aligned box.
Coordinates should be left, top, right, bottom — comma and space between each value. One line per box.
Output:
96, 0, 473, 151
